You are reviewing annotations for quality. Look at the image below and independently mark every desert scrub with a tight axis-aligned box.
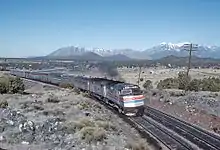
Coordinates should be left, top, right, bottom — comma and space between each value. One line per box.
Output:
157, 78, 179, 89
73, 88, 81, 94
64, 121, 77, 133
0, 100, 8, 108
82, 92, 90, 97
47, 95, 60, 103
74, 118, 95, 130
143, 80, 153, 90
177, 71, 191, 90
157, 73, 220, 92
80, 126, 106, 143
186, 78, 202, 92
200, 77, 220, 92
77, 101, 90, 110
67, 118, 115, 143
126, 139, 149, 150
96, 120, 117, 131
0, 76, 25, 94
59, 82, 74, 89
65, 118, 108, 143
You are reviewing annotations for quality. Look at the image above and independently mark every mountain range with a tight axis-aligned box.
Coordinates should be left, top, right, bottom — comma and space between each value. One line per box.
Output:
46, 42, 220, 60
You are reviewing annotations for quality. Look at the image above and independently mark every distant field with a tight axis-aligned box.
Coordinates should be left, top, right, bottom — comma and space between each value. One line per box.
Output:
118, 68, 220, 87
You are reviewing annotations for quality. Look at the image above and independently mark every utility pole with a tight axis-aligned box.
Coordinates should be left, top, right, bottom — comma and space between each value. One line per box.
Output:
137, 65, 142, 86
183, 43, 198, 77
186, 43, 192, 77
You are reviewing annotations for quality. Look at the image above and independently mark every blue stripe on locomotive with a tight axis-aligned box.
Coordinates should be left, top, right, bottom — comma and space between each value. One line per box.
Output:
124, 99, 144, 104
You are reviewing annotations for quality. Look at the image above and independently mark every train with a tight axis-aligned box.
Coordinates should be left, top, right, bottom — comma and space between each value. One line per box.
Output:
9, 69, 145, 116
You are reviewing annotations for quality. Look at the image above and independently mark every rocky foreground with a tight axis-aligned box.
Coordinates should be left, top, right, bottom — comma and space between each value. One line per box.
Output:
0, 80, 153, 150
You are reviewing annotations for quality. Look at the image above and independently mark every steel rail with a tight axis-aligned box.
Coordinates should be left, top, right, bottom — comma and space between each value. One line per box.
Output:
131, 117, 194, 150
145, 106, 220, 150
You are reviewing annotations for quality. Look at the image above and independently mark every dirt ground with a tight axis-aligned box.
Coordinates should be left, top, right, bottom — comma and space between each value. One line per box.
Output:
118, 67, 220, 87
119, 68, 220, 135
0, 76, 154, 150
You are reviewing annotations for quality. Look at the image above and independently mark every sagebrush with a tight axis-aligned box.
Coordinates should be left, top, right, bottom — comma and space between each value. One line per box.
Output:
143, 80, 153, 90
0, 76, 25, 94
156, 72, 220, 92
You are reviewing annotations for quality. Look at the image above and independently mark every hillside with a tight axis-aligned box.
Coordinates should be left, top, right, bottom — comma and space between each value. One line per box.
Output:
46, 47, 132, 61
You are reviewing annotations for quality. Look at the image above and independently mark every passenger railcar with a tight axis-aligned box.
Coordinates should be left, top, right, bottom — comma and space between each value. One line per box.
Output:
9, 69, 145, 116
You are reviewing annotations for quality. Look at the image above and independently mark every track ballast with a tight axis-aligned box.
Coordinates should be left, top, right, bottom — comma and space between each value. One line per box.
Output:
145, 106, 220, 150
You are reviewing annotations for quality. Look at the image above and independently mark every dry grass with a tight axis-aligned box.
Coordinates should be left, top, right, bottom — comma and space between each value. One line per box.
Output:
73, 88, 81, 95
80, 126, 106, 143
126, 139, 149, 150
64, 117, 115, 143
118, 68, 220, 89
59, 83, 74, 89
77, 101, 90, 110
96, 120, 117, 131
74, 118, 95, 130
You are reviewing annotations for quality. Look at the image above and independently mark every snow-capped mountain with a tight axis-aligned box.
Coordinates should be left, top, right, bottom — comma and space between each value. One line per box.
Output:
47, 43, 220, 60
145, 42, 220, 59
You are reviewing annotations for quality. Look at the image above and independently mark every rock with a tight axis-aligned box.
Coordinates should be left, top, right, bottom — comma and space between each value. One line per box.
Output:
21, 141, 29, 145
6, 120, 14, 126
84, 112, 91, 116
0, 136, 6, 142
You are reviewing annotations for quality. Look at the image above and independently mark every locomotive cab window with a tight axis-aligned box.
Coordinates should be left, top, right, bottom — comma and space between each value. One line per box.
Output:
120, 89, 132, 96
120, 87, 142, 96
132, 88, 142, 95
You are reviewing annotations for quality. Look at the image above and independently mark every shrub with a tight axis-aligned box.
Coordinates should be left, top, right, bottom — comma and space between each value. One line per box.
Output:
201, 77, 220, 92
0, 79, 9, 94
0, 76, 25, 94
143, 80, 153, 90
156, 72, 220, 92
96, 120, 116, 131
9, 77, 25, 94
64, 121, 77, 134
74, 118, 95, 130
47, 95, 60, 103
82, 92, 90, 97
73, 88, 81, 95
126, 139, 149, 150
140, 78, 144, 82
80, 126, 106, 143
186, 79, 202, 92
0, 100, 8, 108
68, 118, 107, 143
157, 78, 179, 89
59, 83, 74, 89
177, 71, 190, 90
78, 102, 90, 110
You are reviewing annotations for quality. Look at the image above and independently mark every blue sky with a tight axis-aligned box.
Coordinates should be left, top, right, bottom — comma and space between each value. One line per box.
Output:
0, 0, 220, 57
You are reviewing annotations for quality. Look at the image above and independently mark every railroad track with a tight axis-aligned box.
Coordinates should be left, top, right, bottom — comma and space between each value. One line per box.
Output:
145, 106, 220, 150
131, 116, 194, 150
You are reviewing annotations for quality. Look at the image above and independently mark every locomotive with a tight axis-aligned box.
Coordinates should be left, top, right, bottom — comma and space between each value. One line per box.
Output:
10, 69, 145, 116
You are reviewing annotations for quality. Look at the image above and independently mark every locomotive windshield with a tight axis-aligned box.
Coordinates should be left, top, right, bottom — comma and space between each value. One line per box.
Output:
120, 87, 142, 96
